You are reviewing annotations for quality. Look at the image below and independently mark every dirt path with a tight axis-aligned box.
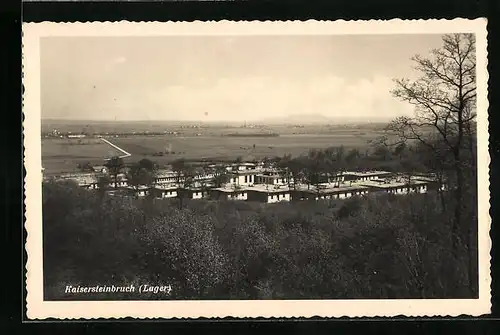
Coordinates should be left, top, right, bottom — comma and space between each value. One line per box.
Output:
100, 138, 132, 159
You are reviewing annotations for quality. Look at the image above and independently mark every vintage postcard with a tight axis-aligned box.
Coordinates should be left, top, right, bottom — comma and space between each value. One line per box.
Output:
23, 19, 491, 319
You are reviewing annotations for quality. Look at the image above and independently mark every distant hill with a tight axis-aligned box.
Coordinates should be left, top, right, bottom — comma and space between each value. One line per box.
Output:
259, 114, 393, 125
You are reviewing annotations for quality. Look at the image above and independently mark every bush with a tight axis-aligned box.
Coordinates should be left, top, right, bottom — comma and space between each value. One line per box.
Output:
42, 180, 477, 300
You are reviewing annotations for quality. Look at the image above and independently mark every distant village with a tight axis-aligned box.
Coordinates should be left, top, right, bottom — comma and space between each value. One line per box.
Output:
40, 121, 339, 140
42, 129, 184, 139
43, 160, 445, 204
41, 123, 276, 139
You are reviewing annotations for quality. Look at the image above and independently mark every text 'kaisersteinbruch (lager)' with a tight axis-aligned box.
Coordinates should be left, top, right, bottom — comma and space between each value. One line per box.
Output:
64, 284, 173, 295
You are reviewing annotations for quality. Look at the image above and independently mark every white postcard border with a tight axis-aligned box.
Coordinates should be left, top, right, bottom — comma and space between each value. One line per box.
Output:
23, 18, 491, 319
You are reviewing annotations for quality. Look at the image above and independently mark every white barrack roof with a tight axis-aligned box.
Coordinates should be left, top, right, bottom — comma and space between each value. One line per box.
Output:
343, 170, 392, 176
360, 179, 429, 189
245, 184, 291, 193
295, 183, 369, 194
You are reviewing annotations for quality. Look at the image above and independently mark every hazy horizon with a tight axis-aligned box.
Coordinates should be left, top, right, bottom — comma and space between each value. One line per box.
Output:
40, 114, 393, 123
41, 34, 445, 122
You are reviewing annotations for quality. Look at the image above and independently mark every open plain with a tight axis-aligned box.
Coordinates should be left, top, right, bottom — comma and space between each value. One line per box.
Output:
41, 121, 392, 174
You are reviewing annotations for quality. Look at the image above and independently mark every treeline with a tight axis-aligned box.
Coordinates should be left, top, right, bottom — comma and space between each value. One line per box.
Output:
96, 139, 437, 197
43, 180, 476, 300
264, 141, 434, 190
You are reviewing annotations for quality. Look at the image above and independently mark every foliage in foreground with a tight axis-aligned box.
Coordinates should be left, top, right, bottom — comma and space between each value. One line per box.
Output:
43, 181, 477, 300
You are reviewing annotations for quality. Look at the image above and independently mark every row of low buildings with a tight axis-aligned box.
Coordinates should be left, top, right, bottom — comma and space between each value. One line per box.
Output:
44, 161, 444, 204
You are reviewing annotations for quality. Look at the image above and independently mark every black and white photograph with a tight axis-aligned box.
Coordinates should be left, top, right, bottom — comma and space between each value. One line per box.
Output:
23, 19, 490, 319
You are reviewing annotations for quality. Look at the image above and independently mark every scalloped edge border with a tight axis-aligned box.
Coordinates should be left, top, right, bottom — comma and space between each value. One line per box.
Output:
22, 18, 491, 320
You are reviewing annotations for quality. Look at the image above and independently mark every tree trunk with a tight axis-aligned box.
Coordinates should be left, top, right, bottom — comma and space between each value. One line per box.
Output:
178, 191, 184, 210
134, 187, 140, 199
467, 134, 477, 296
468, 214, 477, 297
452, 160, 463, 253
437, 172, 446, 214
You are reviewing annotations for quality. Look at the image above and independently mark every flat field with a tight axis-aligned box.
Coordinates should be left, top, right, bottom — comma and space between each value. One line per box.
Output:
111, 133, 377, 162
41, 121, 392, 174
41, 138, 126, 175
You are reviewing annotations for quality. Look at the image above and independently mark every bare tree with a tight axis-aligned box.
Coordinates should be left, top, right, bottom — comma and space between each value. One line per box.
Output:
127, 163, 155, 198
306, 149, 325, 197
332, 146, 347, 187
104, 156, 124, 190
388, 33, 477, 294
171, 158, 187, 188
213, 165, 230, 188
289, 158, 306, 191
77, 161, 94, 173
261, 156, 272, 171
345, 148, 362, 171
276, 154, 294, 189
96, 174, 111, 200
171, 159, 199, 209
195, 164, 212, 198
322, 147, 336, 185
138, 158, 156, 172
276, 155, 305, 192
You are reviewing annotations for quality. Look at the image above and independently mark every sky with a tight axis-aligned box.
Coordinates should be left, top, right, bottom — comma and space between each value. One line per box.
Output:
40, 34, 446, 122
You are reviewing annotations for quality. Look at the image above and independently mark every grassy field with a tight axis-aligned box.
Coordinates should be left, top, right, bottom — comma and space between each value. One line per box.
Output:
42, 138, 126, 175
112, 133, 378, 162
41, 122, 392, 174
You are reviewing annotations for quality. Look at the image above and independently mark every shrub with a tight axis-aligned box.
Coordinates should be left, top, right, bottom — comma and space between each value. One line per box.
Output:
42, 181, 477, 300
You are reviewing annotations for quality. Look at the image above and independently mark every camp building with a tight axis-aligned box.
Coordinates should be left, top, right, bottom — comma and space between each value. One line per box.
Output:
210, 186, 248, 201
343, 170, 393, 182
177, 187, 209, 200
151, 185, 178, 199
228, 168, 261, 187
246, 184, 291, 203
359, 178, 429, 194
254, 169, 290, 186
291, 183, 370, 201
